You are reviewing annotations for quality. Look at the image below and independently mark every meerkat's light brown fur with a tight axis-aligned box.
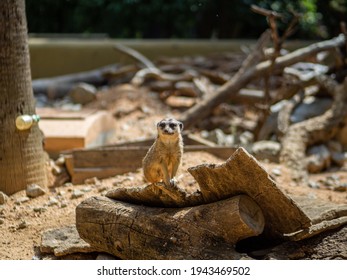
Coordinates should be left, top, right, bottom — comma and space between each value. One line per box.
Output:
142, 118, 183, 186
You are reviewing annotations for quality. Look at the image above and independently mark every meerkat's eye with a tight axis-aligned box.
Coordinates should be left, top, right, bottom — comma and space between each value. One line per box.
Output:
169, 123, 176, 129
159, 123, 166, 129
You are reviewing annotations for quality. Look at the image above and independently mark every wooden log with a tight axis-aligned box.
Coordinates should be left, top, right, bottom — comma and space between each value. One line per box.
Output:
32, 64, 120, 98
76, 195, 264, 259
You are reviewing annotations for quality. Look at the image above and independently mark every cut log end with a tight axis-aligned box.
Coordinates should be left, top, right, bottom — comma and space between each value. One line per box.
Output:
238, 195, 265, 236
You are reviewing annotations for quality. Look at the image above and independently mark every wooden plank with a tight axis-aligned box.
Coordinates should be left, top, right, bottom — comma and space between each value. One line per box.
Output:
73, 146, 148, 168
71, 167, 135, 184
72, 145, 236, 168
37, 107, 96, 120
39, 108, 116, 156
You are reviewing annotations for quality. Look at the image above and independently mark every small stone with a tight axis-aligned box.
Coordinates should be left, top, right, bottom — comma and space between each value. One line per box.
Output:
140, 105, 152, 114
71, 189, 84, 199
48, 197, 59, 206
252, 141, 281, 163
97, 185, 108, 193
60, 201, 68, 208
15, 197, 30, 205
331, 152, 345, 167
69, 83, 97, 105
33, 206, 47, 213
17, 220, 28, 230
333, 183, 347, 192
26, 184, 46, 198
84, 177, 100, 185
0, 191, 8, 205
308, 181, 320, 189
63, 182, 73, 188
271, 168, 282, 177
306, 144, 331, 173
57, 190, 66, 196
324, 174, 340, 187
239, 131, 254, 146
213, 129, 235, 146
81, 187, 92, 193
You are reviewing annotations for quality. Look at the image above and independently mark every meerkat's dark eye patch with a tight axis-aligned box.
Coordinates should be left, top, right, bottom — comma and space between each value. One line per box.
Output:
169, 123, 176, 129
159, 122, 166, 129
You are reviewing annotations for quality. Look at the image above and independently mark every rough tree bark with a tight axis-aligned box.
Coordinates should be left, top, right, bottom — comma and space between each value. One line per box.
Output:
0, 0, 47, 194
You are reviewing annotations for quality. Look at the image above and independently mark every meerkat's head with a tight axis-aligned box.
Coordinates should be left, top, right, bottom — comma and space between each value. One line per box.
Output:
157, 118, 183, 141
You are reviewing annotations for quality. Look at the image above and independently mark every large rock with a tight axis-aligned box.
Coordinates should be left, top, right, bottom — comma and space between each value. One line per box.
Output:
290, 97, 332, 123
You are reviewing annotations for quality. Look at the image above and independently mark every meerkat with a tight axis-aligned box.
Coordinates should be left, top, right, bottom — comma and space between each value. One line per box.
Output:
142, 118, 184, 187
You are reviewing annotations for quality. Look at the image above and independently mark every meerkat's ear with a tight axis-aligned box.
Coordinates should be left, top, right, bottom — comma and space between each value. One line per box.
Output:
179, 121, 184, 131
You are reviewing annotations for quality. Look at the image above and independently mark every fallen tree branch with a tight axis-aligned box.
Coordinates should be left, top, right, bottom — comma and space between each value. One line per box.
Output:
114, 43, 199, 86
114, 43, 156, 69
180, 34, 346, 128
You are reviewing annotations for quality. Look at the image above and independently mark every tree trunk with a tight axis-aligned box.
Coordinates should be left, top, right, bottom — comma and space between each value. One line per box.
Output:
0, 0, 47, 195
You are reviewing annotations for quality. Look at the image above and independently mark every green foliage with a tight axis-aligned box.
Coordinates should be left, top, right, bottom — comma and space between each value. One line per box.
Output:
25, 0, 346, 39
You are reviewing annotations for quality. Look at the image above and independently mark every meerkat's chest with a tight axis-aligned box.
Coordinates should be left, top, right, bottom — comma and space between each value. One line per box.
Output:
156, 143, 179, 161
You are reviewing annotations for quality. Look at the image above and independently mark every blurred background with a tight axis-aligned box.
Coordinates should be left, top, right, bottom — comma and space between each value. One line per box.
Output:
26, 0, 347, 40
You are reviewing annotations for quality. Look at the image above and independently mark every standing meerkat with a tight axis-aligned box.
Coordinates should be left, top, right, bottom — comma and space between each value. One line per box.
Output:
142, 118, 184, 187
